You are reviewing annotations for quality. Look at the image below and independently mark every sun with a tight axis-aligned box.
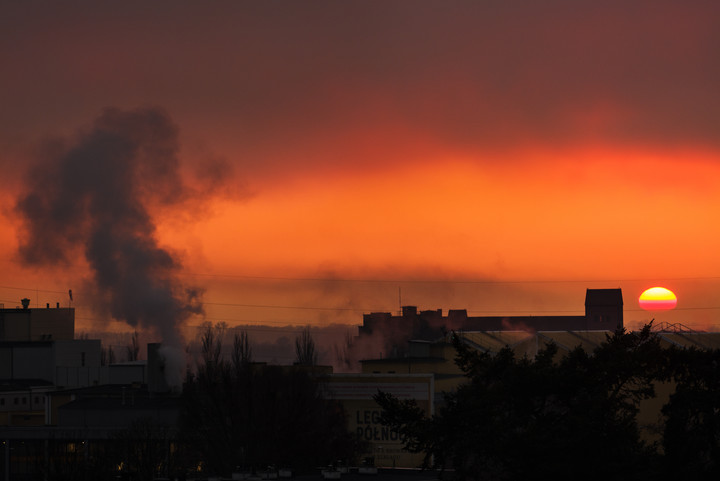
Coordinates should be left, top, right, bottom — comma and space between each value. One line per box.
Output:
639, 287, 677, 311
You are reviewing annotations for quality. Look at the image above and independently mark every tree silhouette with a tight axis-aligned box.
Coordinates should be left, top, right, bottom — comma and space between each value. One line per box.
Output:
126, 330, 140, 362
375, 326, 664, 480
662, 345, 720, 477
180, 343, 356, 476
101, 344, 115, 365
333, 330, 356, 371
232, 330, 253, 369
200, 321, 225, 370
294, 326, 318, 366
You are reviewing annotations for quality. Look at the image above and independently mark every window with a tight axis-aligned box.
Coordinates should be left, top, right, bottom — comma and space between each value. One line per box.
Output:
14, 398, 18, 405
0, 399, 4, 406
22, 397, 27, 404
81, 352, 86, 367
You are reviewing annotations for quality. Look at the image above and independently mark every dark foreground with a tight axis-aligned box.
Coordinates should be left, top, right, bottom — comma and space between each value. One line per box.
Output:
298, 470, 441, 481
177, 469, 443, 481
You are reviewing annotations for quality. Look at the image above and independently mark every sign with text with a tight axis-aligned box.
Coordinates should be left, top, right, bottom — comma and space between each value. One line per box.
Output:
322, 374, 433, 468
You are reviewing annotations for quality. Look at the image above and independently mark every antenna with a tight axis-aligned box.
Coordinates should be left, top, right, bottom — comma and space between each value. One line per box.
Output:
398, 287, 402, 315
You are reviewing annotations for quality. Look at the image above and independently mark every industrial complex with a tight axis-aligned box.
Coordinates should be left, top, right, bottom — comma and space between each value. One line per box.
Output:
1, 289, 719, 479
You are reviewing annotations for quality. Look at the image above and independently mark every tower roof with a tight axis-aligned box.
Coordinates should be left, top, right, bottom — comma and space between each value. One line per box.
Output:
585, 288, 623, 307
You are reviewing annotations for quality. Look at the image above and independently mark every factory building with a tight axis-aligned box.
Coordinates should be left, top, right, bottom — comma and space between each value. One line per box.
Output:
0, 301, 102, 392
357, 288, 623, 358
0, 298, 75, 342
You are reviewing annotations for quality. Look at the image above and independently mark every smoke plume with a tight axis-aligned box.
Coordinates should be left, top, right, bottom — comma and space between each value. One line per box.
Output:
15, 107, 204, 346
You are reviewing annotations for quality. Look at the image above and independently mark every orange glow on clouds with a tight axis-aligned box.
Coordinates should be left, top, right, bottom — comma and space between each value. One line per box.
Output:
158, 149, 720, 284
639, 287, 677, 311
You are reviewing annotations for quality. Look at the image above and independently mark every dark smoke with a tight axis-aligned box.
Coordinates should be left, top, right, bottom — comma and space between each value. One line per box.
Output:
15, 107, 204, 346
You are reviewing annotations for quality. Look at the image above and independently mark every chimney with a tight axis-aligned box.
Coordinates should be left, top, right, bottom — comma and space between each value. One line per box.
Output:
21, 298, 30, 309
147, 343, 169, 394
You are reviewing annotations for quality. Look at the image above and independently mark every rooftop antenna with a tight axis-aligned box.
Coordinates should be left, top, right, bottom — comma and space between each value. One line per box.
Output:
68, 289, 73, 308
398, 287, 402, 315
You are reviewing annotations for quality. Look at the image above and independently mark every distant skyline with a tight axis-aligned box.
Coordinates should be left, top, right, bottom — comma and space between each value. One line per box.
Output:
2, 1, 719, 338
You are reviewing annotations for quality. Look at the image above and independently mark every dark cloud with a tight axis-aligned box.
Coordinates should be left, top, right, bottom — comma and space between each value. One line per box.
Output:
2, 1, 719, 178
15, 107, 204, 345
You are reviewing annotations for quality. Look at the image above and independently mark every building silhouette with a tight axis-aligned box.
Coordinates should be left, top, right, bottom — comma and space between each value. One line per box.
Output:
357, 288, 623, 358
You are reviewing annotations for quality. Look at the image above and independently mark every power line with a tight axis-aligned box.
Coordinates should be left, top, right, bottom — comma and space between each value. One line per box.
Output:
4, 274, 720, 300
0, 285, 68, 295
179, 272, 720, 284
202, 302, 720, 314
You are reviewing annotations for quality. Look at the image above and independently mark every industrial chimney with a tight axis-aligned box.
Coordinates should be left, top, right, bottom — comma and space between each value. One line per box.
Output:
147, 343, 170, 394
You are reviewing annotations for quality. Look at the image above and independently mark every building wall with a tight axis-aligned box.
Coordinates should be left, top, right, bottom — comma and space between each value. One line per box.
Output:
29, 308, 74, 341
14, 345, 55, 380
322, 374, 434, 468
0, 310, 31, 341
0, 391, 45, 414
54, 340, 102, 388
0, 306, 74, 342
0, 343, 54, 381
0, 385, 53, 427
54, 339, 101, 369
0, 340, 102, 388
99, 364, 146, 385
57, 404, 181, 429
54, 367, 103, 389
585, 288, 624, 328
47, 393, 73, 426
0, 348, 11, 378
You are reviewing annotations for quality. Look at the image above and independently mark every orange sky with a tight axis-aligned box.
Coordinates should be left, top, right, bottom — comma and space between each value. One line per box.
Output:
183, 151, 720, 280
2, 1, 720, 338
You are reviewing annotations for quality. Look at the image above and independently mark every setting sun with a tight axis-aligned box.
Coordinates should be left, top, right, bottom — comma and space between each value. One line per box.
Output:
639, 287, 678, 311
